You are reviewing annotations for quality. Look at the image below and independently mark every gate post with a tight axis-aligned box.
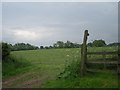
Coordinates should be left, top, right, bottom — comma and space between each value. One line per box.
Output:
80, 30, 89, 77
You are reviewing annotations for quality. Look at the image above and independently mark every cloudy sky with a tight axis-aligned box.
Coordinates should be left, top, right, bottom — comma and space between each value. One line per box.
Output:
2, 2, 118, 46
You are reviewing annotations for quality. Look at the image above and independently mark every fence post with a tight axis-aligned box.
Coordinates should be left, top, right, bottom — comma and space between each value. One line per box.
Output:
80, 30, 89, 77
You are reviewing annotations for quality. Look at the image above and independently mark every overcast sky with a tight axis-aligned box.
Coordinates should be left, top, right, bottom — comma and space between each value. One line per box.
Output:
2, 2, 118, 46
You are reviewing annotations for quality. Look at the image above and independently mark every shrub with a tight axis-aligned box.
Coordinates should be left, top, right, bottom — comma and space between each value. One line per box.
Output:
57, 60, 81, 79
2, 42, 10, 61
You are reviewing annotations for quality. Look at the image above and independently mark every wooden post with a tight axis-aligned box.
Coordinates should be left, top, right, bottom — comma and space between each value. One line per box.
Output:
80, 30, 89, 77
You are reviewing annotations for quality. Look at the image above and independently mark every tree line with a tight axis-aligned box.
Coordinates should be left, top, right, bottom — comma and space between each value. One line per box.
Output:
47, 40, 120, 49
9, 43, 39, 51
1, 40, 120, 52
1, 40, 120, 62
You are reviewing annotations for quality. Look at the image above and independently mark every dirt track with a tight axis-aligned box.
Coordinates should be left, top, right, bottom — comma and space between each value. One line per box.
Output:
2, 71, 55, 88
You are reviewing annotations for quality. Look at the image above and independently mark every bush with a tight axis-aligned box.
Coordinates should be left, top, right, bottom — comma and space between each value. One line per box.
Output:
2, 42, 32, 79
2, 42, 10, 61
57, 60, 81, 79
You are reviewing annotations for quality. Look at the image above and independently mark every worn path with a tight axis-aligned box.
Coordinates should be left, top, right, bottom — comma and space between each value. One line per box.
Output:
2, 71, 55, 88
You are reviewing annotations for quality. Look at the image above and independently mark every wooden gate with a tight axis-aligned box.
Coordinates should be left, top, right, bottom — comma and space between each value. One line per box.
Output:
80, 30, 119, 77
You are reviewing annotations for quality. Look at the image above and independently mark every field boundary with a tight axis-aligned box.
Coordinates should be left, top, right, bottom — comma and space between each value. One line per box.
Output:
80, 30, 119, 77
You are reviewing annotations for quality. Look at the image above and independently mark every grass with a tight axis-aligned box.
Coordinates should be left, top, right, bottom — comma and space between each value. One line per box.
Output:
2, 46, 118, 88
3, 48, 77, 88
45, 72, 118, 88
44, 46, 118, 88
10, 48, 79, 74
2, 55, 32, 79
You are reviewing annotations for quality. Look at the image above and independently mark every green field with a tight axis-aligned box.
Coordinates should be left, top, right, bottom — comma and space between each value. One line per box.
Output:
2, 47, 118, 88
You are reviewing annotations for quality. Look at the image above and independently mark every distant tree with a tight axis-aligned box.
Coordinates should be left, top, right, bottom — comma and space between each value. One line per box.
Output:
53, 43, 58, 48
40, 46, 44, 49
10, 43, 39, 51
9, 44, 14, 51
65, 41, 72, 48
87, 42, 93, 47
56, 41, 64, 48
45, 46, 49, 49
33, 46, 39, 49
53, 41, 81, 48
70, 42, 75, 48
92, 40, 106, 47
49, 46, 53, 49
107, 42, 120, 46
74, 43, 81, 48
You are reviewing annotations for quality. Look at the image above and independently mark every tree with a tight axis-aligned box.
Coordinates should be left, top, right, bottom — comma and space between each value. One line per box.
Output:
56, 41, 64, 48
87, 42, 93, 47
74, 43, 81, 48
53, 41, 64, 48
2, 42, 10, 60
53, 41, 81, 48
45, 46, 49, 49
53, 43, 58, 48
65, 41, 72, 48
92, 40, 106, 47
107, 42, 120, 46
10, 43, 39, 51
49, 46, 53, 49
40, 46, 44, 49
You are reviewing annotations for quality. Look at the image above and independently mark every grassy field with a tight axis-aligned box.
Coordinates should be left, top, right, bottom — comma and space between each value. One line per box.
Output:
2, 46, 118, 88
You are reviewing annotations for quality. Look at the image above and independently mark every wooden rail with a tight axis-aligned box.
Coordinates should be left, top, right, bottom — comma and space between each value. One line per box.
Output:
87, 60, 118, 64
86, 68, 117, 73
87, 51, 118, 70
80, 30, 119, 77
87, 51, 118, 55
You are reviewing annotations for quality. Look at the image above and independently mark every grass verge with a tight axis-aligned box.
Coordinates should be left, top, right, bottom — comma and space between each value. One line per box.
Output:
44, 59, 118, 88
2, 55, 32, 79
45, 72, 118, 88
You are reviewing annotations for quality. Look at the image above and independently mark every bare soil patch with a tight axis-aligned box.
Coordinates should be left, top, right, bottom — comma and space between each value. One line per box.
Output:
15, 75, 55, 88
2, 71, 55, 88
2, 71, 35, 88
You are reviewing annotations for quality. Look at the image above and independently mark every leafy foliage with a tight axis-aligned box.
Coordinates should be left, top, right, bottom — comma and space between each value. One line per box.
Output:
92, 40, 106, 47
57, 60, 81, 79
87, 42, 93, 47
107, 42, 120, 46
10, 43, 39, 51
87, 40, 106, 47
2, 42, 32, 78
40, 46, 44, 49
2, 42, 11, 60
45, 46, 49, 49
53, 41, 81, 48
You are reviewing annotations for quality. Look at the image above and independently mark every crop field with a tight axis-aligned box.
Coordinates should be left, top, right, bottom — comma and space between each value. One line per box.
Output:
2, 46, 118, 88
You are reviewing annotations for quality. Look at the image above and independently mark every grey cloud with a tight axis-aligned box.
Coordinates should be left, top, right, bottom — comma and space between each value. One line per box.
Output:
2, 2, 118, 46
